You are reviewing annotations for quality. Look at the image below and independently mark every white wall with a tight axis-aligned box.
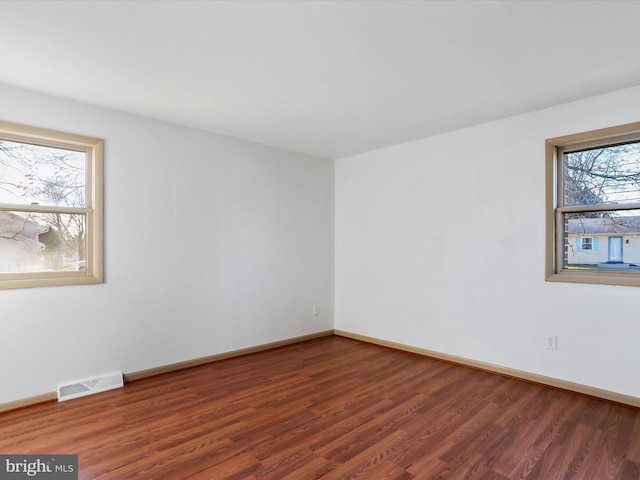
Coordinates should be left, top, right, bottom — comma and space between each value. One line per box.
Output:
0, 84, 334, 405
5, 79, 640, 406
335, 85, 640, 399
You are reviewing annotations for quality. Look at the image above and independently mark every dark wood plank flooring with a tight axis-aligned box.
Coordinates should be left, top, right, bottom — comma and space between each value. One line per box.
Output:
1, 336, 639, 479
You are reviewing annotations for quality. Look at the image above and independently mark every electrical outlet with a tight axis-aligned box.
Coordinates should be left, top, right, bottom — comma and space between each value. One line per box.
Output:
313, 305, 320, 316
546, 335, 557, 350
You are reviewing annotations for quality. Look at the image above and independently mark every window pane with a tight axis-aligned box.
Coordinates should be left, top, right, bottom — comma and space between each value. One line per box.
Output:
563, 141, 640, 207
563, 209, 640, 270
0, 139, 86, 207
0, 211, 86, 273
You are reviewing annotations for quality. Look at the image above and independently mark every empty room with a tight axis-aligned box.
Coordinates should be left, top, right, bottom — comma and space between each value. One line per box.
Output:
1, 1, 640, 479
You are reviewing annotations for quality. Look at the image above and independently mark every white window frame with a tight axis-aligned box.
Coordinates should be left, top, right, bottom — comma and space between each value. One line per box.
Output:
546, 121, 640, 286
580, 237, 593, 251
0, 120, 103, 289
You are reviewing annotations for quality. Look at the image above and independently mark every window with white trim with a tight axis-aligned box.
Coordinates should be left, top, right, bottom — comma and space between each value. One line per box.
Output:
0, 121, 103, 289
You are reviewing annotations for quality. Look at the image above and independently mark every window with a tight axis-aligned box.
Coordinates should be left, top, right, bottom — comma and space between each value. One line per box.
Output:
546, 121, 640, 286
579, 237, 593, 250
0, 121, 103, 289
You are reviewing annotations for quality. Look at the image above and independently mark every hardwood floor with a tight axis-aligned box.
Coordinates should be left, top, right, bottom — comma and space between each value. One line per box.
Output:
1, 336, 639, 479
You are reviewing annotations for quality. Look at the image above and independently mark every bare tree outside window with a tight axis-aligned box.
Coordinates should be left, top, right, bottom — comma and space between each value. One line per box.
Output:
563, 141, 640, 208
558, 139, 640, 271
0, 139, 87, 273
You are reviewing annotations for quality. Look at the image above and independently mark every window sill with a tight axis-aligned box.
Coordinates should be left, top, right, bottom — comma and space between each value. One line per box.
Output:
546, 269, 640, 287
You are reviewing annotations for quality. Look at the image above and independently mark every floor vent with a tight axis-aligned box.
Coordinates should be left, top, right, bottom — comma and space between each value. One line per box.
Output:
57, 372, 124, 402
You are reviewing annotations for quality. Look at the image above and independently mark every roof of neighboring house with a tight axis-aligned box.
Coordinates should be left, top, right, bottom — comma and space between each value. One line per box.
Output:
0, 211, 49, 251
568, 216, 640, 235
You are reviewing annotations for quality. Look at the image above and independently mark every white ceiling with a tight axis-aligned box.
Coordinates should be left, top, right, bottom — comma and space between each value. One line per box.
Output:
1, 1, 639, 159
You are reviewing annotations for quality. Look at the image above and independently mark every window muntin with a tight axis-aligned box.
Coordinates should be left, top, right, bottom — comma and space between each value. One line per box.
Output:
0, 121, 103, 289
546, 122, 640, 286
